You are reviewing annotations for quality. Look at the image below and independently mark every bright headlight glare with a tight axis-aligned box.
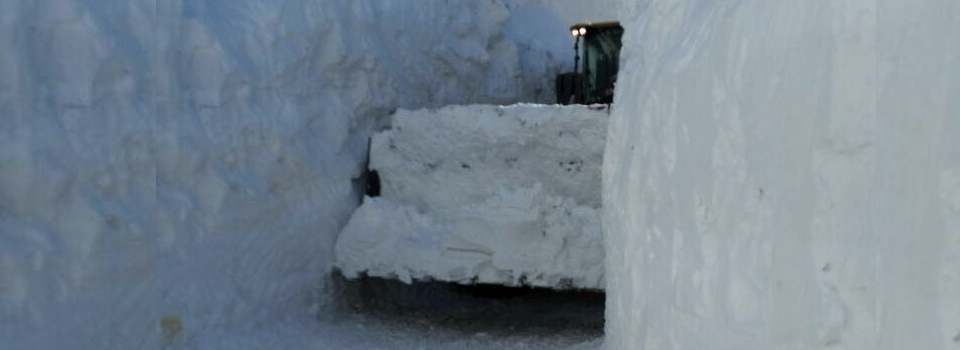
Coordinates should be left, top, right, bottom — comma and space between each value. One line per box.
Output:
578, 27, 587, 36
571, 29, 578, 37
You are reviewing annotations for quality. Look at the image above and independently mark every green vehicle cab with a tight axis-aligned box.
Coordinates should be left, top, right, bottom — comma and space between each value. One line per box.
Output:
555, 21, 624, 105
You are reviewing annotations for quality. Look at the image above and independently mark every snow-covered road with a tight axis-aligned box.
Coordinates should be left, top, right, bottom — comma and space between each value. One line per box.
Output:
184, 315, 601, 350
174, 278, 604, 350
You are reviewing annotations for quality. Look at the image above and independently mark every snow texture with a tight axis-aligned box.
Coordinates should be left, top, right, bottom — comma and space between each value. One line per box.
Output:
604, 1, 960, 350
161, 275, 605, 350
336, 104, 608, 290
0, 1, 601, 349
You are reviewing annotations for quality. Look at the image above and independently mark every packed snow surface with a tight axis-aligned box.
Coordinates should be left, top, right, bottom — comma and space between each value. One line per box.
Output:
167, 277, 605, 350
0, 0, 606, 348
337, 104, 608, 290
604, 1, 960, 349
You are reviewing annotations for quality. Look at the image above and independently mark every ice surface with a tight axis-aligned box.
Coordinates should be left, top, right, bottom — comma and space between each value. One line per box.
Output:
0, 0, 604, 348
604, 1, 960, 349
336, 104, 608, 289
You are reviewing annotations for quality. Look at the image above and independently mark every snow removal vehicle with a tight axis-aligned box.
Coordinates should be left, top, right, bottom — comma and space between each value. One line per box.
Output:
334, 22, 622, 291
555, 21, 624, 105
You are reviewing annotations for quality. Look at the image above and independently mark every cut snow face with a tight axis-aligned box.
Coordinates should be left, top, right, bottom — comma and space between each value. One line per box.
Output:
336, 104, 609, 290
604, 1, 960, 350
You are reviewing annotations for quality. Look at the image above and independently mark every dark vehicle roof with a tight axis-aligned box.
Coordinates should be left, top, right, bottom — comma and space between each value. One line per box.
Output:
570, 21, 621, 31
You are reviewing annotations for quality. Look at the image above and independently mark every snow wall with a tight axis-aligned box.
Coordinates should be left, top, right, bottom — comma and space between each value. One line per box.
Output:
0, 1, 612, 349
336, 104, 608, 290
604, 1, 960, 350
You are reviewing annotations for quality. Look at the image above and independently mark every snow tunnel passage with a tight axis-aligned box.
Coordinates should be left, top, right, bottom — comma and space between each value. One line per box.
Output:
329, 273, 605, 338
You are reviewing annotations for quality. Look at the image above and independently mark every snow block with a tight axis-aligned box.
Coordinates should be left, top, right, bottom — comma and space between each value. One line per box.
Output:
336, 104, 609, 290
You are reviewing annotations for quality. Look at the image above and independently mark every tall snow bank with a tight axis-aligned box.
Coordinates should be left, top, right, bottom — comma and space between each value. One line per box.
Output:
604, 1, 959, 349
336, 104, 608, 290
0, 1, 586, 349
0, 1, 158, 348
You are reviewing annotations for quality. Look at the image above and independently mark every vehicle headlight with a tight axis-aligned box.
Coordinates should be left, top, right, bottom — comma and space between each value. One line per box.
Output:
578, 27, 587, 36
571, 28, 579, 37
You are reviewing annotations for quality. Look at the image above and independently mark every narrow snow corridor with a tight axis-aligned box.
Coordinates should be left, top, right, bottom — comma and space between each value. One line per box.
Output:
15, 0, 957, 349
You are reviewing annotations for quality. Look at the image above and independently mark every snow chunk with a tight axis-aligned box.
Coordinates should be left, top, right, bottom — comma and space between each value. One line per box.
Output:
336, 104, 608, 290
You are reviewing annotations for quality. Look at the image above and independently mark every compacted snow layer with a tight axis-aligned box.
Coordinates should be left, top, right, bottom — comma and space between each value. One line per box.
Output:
0, 1, 597, 348
604, 1, 960, 349
336, 104, 608, 289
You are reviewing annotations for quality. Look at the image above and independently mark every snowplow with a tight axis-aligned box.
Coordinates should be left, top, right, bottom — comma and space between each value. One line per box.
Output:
334, 22, 621, 291
555, 21, 624, 105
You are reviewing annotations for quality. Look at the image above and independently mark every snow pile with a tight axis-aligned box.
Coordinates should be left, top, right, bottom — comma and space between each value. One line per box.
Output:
604, 1, 960, 349
0, 1, 593, 348
336, 104, 608, 289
